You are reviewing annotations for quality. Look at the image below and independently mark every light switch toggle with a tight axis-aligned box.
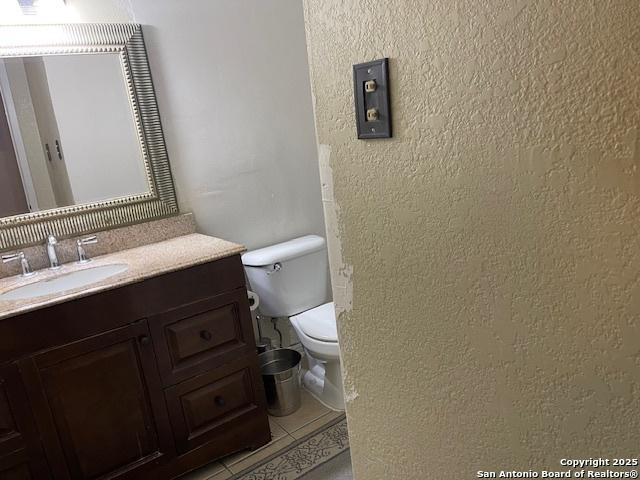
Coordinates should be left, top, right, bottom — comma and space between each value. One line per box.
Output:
364, 80, 377, 93
366, 108, 379, 121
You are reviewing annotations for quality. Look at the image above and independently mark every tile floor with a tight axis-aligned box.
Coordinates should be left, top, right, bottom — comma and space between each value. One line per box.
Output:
300, 450, 352, 480
180, 389, 344, 480
235, 417, 349, 480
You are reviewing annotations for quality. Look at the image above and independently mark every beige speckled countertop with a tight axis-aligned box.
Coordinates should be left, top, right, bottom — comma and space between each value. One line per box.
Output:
0, 234, 245, 321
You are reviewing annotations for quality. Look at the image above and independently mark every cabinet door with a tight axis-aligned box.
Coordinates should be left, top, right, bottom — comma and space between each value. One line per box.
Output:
18, 321, 175, 480
0, 364, 50, 479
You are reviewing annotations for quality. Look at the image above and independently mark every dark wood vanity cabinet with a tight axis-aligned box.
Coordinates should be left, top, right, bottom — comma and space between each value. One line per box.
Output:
0, 363, 51, 479
15, 321, 175, 480
0, 255, 271, 480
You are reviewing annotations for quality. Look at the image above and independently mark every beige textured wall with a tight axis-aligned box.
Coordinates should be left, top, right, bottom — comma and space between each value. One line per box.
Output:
303, 1, 640, 478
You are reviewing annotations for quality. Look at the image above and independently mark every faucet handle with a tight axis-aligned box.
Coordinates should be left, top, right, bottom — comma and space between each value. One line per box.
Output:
79, 235, 98, 244
2, 252, 21, 263
76, 236, 98, 264
2, 252, 36, 277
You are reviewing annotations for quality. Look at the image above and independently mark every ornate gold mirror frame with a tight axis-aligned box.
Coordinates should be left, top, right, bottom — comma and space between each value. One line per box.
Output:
0, 24, 178, 251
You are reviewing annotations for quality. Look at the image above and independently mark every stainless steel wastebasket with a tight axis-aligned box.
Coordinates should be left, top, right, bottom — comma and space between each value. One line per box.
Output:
259, 348, 302, 416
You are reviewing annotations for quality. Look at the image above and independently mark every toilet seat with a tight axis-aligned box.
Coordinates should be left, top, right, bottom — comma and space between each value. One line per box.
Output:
290, 302, 340, 360
289, 302, 344, 410
290, 302, 337, 342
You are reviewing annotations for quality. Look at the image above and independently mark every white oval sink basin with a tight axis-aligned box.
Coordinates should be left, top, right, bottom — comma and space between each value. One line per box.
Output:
0, 264, 129, 301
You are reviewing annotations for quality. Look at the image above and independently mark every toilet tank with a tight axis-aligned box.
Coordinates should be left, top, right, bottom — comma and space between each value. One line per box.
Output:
241, 235, 328, 317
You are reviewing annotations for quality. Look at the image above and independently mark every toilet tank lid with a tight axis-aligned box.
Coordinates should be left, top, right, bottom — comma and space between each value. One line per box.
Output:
242, 235, 326, 266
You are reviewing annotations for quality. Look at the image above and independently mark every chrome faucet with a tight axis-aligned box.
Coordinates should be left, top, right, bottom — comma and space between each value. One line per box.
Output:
2, 252, 36, 277
76, 235, 98, 264
46, 234, 60, 269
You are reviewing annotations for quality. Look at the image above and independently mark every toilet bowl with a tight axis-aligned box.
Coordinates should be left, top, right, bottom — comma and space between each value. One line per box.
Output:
290, 302, 344, 411
241, 236, 345, 411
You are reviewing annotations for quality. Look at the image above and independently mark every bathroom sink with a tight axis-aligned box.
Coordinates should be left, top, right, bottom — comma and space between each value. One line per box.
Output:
0, 264, 129, 301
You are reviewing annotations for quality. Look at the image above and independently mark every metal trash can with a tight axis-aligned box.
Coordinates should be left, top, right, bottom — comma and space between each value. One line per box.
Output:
258, 348, 302, 416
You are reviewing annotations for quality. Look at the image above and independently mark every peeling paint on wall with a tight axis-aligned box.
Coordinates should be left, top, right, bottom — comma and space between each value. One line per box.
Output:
317, 142, 358, 411
304, 1, 640, 479
318, 143, 354, 318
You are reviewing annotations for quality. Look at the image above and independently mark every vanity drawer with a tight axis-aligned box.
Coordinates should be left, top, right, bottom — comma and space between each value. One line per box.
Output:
150, 288, 255, 386
165, 356, 269, 454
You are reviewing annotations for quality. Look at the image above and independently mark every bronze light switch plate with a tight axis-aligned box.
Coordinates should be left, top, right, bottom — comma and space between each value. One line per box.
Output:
353, 58, 392, 139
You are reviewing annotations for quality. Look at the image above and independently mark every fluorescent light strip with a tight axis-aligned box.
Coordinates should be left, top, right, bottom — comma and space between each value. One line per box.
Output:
1, 0, 70, 24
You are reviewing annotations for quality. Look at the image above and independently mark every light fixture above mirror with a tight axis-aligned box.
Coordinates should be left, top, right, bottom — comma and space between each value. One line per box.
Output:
1, 0, 71, 24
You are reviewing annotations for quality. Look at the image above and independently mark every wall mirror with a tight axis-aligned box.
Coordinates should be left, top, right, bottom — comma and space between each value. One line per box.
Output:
0, 24, 178, 251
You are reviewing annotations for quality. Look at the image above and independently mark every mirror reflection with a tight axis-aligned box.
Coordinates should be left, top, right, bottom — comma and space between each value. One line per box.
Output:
0, 53, 149, 218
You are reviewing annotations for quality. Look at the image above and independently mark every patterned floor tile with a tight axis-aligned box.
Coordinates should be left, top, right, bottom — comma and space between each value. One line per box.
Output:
233, 417, 349, 480
299, 450, 352, 480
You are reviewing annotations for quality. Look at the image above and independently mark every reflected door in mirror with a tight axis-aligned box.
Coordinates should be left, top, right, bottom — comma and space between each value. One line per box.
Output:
0, 90, 29, 217
0, 53, 150, 217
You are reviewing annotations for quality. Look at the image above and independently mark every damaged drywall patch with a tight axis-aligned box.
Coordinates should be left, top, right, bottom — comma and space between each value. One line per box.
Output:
344, 386, 360, 404
317, 144, 354, 317
317, 143, 359, 416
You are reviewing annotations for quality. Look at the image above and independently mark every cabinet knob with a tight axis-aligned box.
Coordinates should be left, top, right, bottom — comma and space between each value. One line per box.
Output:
200, 330, 213, 341
214, 395, 225, 407
139, 335, 151, 346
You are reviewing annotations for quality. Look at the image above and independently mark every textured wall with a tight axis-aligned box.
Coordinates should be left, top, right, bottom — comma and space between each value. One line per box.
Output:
303, 1, 640, 478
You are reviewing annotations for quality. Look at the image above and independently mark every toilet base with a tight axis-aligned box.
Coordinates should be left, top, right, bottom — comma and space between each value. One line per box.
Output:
301, 355, 345, 411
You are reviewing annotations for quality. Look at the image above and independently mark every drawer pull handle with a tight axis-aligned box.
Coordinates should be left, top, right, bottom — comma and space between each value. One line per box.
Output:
214, 395, 225, 407
200, 330, 213, 341
139, 335, 151, 346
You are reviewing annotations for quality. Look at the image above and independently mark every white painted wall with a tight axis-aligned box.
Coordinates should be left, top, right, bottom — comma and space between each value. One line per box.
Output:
65, 0, 134, 23
43, 54, 148, 204
63, 0, 325, 249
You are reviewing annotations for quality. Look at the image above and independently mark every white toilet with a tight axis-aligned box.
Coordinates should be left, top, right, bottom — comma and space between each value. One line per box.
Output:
241, 235, 344, 411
